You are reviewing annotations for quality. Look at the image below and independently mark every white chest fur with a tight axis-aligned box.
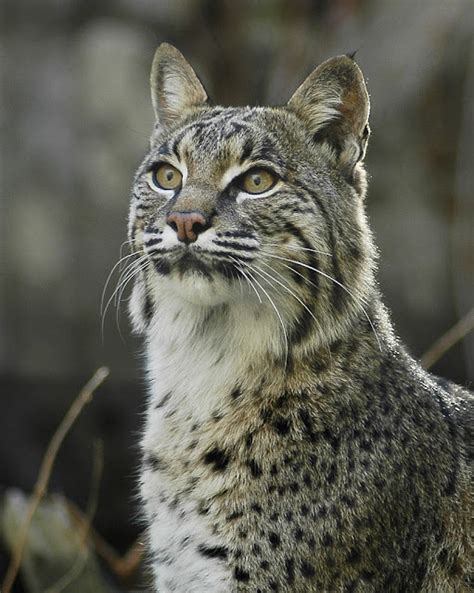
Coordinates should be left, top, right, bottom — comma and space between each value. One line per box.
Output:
139, 291, 281, 592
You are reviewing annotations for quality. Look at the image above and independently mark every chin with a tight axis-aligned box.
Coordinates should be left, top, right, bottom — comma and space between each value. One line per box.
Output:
151, 269, 237, 307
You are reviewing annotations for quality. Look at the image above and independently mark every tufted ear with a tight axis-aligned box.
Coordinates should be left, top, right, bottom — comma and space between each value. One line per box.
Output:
150, 43, 209, 128
288, 55, 370, 175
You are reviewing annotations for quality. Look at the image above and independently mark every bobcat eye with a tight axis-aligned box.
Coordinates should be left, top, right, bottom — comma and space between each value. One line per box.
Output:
148, 163, 182, 191
240, 168, 277, 194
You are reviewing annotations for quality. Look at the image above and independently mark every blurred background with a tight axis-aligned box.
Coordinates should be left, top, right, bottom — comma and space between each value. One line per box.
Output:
1, 0, 473, 590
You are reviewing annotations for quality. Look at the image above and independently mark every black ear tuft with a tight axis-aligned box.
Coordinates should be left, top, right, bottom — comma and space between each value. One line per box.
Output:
346, 49, 359, 61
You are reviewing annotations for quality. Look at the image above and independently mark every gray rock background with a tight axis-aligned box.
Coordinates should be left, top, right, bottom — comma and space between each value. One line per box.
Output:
1, 0, 473, 567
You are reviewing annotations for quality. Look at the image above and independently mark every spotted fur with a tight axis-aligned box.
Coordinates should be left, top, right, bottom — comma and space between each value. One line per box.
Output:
128, 44, 473, 592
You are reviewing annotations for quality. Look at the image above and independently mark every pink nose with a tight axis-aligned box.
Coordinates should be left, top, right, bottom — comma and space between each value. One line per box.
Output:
166, 211, 209, 243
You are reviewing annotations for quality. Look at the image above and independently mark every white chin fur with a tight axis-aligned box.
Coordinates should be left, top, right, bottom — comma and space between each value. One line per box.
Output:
151, 271, 237, 307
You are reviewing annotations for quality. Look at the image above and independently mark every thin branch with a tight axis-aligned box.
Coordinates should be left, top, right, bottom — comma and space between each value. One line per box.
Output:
43, 440, 104, 593
114, 538, 145, 582
2, 367, 109, 593
421, 307, 474, 370
66, 501, 146, 583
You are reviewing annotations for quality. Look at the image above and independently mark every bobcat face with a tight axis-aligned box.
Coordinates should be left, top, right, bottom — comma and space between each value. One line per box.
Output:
129, 44, 377, 349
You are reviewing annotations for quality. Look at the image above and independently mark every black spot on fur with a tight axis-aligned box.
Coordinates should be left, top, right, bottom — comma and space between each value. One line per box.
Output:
234, 567, 250, 582
294, 527, 304, 541
203, 447, 229, 471
299, 409, 319, 442
153, 259, 171, 275
198, 544, 227, 560
226, 510, 243, 521
269, 532, 281, 548
248, 459, 262, 477
144, 453, 166, 472
301, 560, 316, 578
285, 557, 295, 584
347, 548, 361, 564
274, 417, 291, 435
322, 533, 334, 547
231, 386, 241, 400
155, 392, 172, 409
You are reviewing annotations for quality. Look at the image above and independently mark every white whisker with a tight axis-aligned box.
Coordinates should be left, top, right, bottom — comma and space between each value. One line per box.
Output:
229, 257, 262, 304
101, 254, 149, 340
101, 252, 139, 316
115, 258, 152, 341
236, 259, 289, 368
261, 251, 382, 352
256, 261, 333, 367
265, 242, 332, 257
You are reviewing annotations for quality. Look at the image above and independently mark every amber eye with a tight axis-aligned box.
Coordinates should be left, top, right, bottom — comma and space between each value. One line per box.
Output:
149, 163, 182, 191
240, 168, 277, 194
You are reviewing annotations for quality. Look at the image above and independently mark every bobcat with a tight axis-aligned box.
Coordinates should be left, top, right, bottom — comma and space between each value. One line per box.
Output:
128, 43, 472, 592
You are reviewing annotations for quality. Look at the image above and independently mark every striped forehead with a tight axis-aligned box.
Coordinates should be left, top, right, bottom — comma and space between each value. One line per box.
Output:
157, 109, 282, 168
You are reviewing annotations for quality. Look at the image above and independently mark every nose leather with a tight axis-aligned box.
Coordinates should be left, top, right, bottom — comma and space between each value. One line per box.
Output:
166, 211, 209, 243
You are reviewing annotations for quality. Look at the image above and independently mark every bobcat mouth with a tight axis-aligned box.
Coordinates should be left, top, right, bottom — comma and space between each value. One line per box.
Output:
174, 252, 213, 278
150, 248, 244, 282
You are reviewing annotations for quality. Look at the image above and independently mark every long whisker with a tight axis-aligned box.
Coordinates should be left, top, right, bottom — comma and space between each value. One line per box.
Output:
235, 258, 289, 368
114, 255, 142, 308
265, 242, 332, 257
114, 255, 149, 309
261, 251, 382, 352
103, 257, 149, 341
101, 254, 149, 339
101, 252, 139, 316
254, 262, 320, 327
115, 258, 152, 341
256, 261, 333, 368
119, 239, 138, 261
230, 258, 262, 304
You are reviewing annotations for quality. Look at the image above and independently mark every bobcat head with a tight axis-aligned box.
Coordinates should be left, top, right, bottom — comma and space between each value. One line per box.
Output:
128, 44, 376, 355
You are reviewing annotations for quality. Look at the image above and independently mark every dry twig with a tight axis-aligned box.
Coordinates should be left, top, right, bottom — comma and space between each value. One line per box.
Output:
1, 367, 109, 593
43, 440, 104, 593
421, 307, 474, 370
67, 501, 145, 582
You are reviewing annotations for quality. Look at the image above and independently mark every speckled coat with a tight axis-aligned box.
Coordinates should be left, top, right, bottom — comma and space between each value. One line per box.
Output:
127, 44, 473, 592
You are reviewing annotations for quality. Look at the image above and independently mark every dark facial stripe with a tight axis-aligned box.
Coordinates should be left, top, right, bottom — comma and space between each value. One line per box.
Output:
251, 139, 284, 167
239, 138, 254, 164
157, 142, 173, 156
145, 237, 162, 247
206, 250, 255, 261
289, 301, 316, 345
281, 220, 320, 293
218, 230, 257, 240
297, 182, 347, 311
170, 122, 208, 159
197, 544, 228, 560
212, 240, 257, 252
144, 289, 153, 324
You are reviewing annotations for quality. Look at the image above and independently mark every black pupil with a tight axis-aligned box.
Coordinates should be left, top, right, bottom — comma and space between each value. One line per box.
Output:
166, 170, 174, 181
253, 175, 261, 186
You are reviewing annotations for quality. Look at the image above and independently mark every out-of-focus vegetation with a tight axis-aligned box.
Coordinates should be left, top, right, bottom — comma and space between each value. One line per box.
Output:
1, 1, 473, 591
